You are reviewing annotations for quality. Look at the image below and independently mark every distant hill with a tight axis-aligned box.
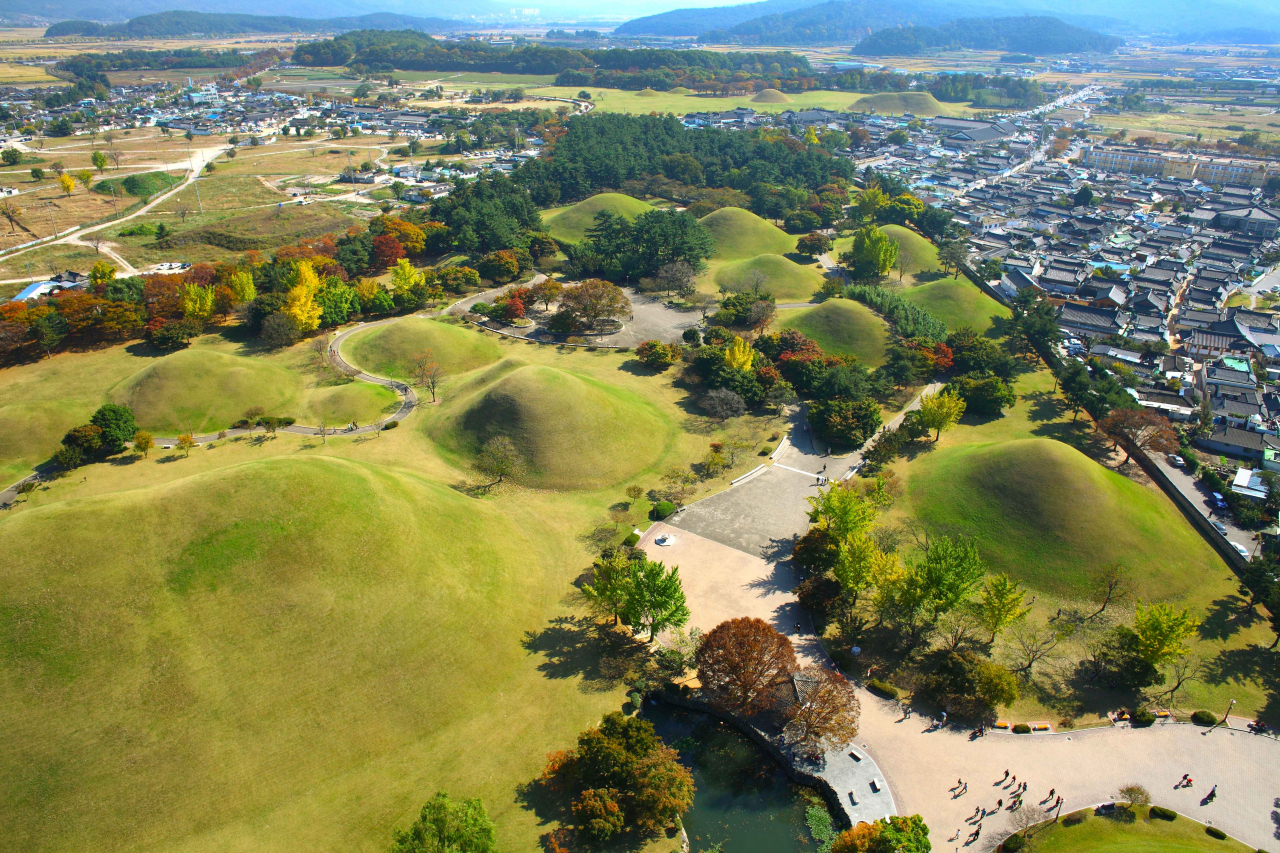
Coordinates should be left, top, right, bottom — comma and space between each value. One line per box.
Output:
853, 16, 1121, 55
612, 0, 825, 37
44, 11, 463, 38
699, 0, 970, 45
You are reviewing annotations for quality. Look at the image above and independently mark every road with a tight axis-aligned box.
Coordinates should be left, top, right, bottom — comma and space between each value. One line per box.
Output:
1150, 452, 1260, 558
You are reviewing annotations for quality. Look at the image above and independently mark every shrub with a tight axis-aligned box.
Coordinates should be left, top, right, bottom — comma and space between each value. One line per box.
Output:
1130, 708, 1155, 727
622, 532, 640, 547
1191, 710, 1217, 726
383, 420, 399, 430
653, 500, 676, 520
1002, 833, 1025, 852
1012, 723, 1032, 734
1206, 826, 1226, 840
682, 327, 702, 346
1150, 806, 1177, 821
867, 679, 898, 700
759, 446, 772, 455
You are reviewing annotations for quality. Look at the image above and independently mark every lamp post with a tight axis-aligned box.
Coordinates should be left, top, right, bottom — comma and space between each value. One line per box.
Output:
1221, 698, 1236, 727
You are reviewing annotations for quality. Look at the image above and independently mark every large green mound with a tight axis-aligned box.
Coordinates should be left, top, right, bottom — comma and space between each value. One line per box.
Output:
751, 88, 792, 103
776, 299, 890, 366
714, 253, 826, 302
0, 455, 589, 852
902, 277, 1010, 335
879, 224, 939, 274
851, 91, 957, 116
668, 86, 692, 94
909, 439, 1225, 599
432, 361, 670, 490
542, 192, 655, 244
700, 207, 795, 260
110, 349, 299, 434
342, 317, 502, 382
635, 87, 661, 97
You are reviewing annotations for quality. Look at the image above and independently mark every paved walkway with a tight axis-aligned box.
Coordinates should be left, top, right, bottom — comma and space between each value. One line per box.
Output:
856, 690, 1280, 852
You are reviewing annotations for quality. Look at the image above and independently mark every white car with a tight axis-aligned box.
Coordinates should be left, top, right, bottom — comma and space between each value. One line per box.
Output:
1212, 521, 1228, 536
1168, 454, 1185, 467
1230, 542, 1250, 558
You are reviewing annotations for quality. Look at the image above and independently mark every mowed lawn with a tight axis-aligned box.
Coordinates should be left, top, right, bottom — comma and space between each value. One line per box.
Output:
902, 276, 1011, 335
775, 299, 890, 366
879, 366, 1274, 719
1028, 808, 1253, 853
0, 317, 782, 853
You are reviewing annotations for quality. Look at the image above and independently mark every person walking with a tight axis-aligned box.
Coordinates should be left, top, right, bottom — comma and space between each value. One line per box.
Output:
961, 782, 968, 795
996, 799, 1003, 810
999, 769, 1009, 784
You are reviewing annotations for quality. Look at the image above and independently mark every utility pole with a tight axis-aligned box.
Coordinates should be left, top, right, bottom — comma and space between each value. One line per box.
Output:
110, 184, 119, 219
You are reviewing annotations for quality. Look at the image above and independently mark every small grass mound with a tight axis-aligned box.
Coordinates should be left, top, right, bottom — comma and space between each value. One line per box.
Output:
541, 192, 654, 244
908, 439, 1226, 599
700, 207, 795, 259
635, 88, 661, 97
714, 254, 826, 302
880, 224, 940, 275
668, 86, 692, 94
776, 299, 890, 366
751, 88, 792, 103
305, 382, 399, 423
850, 91, 957, 116
901, 277, 1010, 334
92, 170, 180, 198
431, 361, 670, 490
341, 317, 502, 382
109, 349, 299, 434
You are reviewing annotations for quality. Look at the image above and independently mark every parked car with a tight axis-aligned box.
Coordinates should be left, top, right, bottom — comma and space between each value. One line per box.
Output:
1230, 542, 1250, 558
1212, 492, 1228, 509
1212, 521, 1228, 536
1168, 454, 1185, 467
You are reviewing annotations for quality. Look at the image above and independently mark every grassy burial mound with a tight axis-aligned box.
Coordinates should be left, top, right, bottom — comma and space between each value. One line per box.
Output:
902, 277, 1010, 335
849, 91, 958, 116
879, 223, 940, 276
431, 360, 670, 490
714, 253, 826, 302
341, 317, 502, 382
907, 438, 1224, 600
635, 87, 661, 97
775, 299, 890, 366
0, 454, 605, 853
751, 88, 792, 103
541, 192, 655, 244
700, 206, 795, 259
109, 349, 398, 434
110, 349, 300, 434
668, 86, 692, 94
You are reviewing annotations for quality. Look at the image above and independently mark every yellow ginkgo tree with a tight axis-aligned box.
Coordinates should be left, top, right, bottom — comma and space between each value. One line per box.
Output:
723, 336, 755, 371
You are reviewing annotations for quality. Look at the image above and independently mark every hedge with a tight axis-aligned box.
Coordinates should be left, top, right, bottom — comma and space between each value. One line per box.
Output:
382, 420, 399, 430
1001, 833, 1025, 852
1150, 806, 1177, 821
846, 283, 947, 342
1191, 710, 1217, 726
1206, 826, 1226, 840
622, 532, 640, 546
1130, 708, 1155, 727
1012, 723, 1032, 734
654, 500, 676, 520
867, 679, 898, 700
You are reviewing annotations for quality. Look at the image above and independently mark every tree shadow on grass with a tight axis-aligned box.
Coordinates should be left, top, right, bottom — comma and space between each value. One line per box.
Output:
522, 615, 650, 695
1198, 595, 1261, 642
1024, 390, 1066, 423
1202, 645, 1280, 724
1031, 419, 1110, 459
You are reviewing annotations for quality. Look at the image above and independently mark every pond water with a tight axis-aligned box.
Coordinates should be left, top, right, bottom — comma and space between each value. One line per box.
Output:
642, 700, 827, 853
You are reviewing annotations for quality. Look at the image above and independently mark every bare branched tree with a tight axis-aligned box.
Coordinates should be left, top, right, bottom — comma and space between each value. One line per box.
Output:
1087, 561, 1134, 621
1007, 621, 1073, 678
411, 349, 445, 403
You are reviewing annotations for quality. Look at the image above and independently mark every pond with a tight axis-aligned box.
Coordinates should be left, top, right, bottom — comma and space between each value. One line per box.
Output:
642, 700, 830, 853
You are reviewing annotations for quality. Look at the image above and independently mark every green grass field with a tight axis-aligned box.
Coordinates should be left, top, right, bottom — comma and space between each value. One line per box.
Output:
341, 317, 503, 382
1027, 807, 1252, 853
0, 315, 780, 853
775, 299, 890, 366
541, 192, 655, 244
701, 207, 795, 259
877, 366, 1273, 721
527, 86, 977, 117
430, 358, 674, 491
901, 276, 1011, 335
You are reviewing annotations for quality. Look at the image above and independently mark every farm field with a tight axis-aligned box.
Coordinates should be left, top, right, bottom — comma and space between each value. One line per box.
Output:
0, 61, 64, 85
0, 244, 101, 294
0, 317, 780, 853
874, 366, 1273, 722
1087, 103, 1280, 145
